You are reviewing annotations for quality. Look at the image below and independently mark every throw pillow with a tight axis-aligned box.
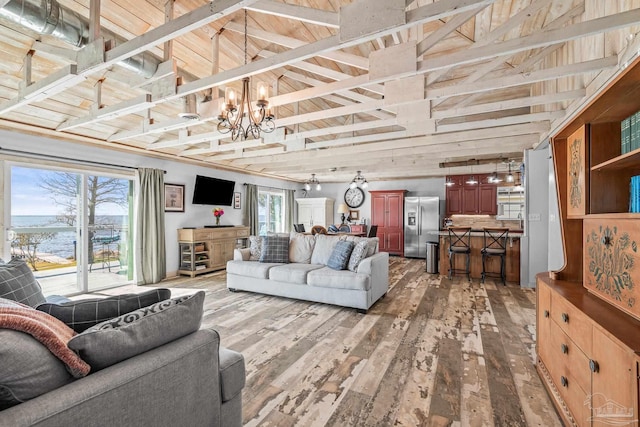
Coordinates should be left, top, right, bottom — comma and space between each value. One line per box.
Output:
310, 234, 339, 265
289, 233, 315, 263
0, 298, 90, 379
327, 241, 355, 270
0, 258, 46, 307
249, 236, 262, 261
68, 291, 205, 371
259, 236, 289, 263
36, 288, 171, 332
348, 240, 370, 272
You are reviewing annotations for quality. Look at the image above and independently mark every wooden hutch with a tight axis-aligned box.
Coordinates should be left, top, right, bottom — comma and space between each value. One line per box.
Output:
537, 57, 640, 426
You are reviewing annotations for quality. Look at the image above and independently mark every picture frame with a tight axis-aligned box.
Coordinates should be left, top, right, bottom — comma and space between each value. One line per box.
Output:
164, 183, 185, 212
349, 210, 359, 221
234, 191, 241, 209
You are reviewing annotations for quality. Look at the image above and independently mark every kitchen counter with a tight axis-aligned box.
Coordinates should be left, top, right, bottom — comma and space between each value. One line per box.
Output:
434, 230, 521, 283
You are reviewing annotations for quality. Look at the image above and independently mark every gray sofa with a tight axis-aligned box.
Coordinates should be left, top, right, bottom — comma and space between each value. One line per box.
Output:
226, 233, 389, 312
0, 328, 245, 427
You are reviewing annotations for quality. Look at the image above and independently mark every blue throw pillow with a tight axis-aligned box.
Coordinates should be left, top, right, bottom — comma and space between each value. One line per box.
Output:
259, 236, 289, 263
327, 241, 355, 270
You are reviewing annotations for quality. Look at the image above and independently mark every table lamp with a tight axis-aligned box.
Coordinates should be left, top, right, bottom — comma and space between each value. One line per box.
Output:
337, 203, 349, 224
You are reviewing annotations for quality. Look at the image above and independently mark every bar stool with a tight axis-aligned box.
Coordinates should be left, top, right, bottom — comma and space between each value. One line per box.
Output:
481, 227, 509, 285
448, 227, 472, 281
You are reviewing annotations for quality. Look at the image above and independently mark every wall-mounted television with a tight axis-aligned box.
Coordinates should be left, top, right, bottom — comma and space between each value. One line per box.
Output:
192, 175, 235, 206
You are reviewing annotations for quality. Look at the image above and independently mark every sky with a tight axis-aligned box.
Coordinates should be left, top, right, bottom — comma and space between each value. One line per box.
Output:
11, 166, 129, 217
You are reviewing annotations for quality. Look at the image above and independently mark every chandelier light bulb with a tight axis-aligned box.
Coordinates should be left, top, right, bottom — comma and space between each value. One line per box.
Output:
316, 183, 321, 191
350, 181, 357, 189
361, 180, 368, 189
304, 183, 311, 191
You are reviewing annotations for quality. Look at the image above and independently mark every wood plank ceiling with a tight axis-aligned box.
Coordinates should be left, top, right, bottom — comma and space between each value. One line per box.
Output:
0, 0, 638, 184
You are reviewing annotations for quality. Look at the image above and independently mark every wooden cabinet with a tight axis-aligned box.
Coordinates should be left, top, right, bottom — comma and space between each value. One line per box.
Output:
445, 174, 497, 215
539, 59, 640, 427
349, 224, 366, 234
370, 190, 405, 256
177, 226, 249, 277
537, 277, 640, 427
296, 198, 334, 231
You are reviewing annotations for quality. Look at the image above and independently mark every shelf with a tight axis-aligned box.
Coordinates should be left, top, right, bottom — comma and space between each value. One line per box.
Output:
585, 212, 640, 219
591, 147, 640, 173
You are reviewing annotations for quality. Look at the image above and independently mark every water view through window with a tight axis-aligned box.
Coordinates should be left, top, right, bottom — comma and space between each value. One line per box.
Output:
10, 165, 134, 296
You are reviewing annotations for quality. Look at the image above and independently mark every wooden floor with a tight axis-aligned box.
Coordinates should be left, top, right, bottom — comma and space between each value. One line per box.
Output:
140, 257, 561, 426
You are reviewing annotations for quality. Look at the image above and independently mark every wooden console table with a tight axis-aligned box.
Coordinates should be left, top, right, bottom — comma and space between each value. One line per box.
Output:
177, 226, 249, 277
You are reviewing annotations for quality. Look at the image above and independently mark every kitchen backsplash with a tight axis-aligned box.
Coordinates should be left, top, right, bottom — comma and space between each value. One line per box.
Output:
447, 215, 521, 230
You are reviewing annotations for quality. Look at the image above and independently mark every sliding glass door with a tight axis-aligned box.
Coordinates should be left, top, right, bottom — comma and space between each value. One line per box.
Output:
8, 164, 134, 295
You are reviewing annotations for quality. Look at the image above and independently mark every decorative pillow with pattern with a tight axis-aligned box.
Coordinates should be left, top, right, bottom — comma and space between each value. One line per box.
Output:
327, 241, 355, 270
348, 240, 370, 272
36, 288, 171, 332
0, 259, 46, 308
249, 236, 262, 261
259, 236, 289, 263
68, 291, 204, 371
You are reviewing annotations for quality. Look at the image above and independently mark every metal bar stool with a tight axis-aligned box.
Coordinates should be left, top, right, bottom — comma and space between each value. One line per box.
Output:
448, 227, 471, 281
481, 227, 509, 285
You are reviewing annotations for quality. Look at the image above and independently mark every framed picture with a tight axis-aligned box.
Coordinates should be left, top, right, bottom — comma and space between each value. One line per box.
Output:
349, 210, 359, 221
164, 183, 185, 212
234, 191, 241, 209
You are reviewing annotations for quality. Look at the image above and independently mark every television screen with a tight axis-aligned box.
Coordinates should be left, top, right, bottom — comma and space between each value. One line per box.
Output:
192, 175, 235, 206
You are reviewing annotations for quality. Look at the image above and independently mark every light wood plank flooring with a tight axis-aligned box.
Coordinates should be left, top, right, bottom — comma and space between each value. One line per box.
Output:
110, 258, 562, 426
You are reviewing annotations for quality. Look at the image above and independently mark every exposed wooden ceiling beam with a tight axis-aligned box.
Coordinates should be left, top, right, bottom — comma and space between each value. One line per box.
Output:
245, 1, 340, 28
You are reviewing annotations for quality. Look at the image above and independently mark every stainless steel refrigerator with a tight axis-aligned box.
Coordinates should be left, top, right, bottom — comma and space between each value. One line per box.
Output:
404, 196, 440, 258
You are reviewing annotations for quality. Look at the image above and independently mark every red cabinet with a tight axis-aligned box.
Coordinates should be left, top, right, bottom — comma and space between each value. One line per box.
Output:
370, 190, 406, 256
445, 174, 497, 215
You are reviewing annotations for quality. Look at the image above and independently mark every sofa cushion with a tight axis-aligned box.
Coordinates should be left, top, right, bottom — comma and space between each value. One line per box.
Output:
310, 235, 340, 265
249, 236, 262, 261
259, 236, 289, 263
0, 259, 46, 307
307, 267, 370, 291
341, 236, 379, 257
226, 260, 281, 279
327, 241, 355, 270
36, 288, 171, 332
348, 240, 370, 272
0, 298, 90, 379
219, 347, 246, 402
0, 329, 75, 410
289, 232, 315, 264
269, 264, 324, 284
68, 291, 204, 372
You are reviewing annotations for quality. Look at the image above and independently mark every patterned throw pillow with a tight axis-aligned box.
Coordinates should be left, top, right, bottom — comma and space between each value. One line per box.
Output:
68, 291, 205, 372
0, 259, 46, 308
259, 236, 289, 263
327, 241, 355, 270
348, 240, 370, 272
36, 288, 171, 332
249, 236, 262, 261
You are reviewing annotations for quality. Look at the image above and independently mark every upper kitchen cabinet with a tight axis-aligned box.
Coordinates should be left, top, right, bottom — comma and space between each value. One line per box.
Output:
446, 174, 497, 216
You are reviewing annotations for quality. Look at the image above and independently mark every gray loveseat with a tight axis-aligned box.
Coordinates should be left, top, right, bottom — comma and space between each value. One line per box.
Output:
0, 327, 245, 427
226, 233, 389, 312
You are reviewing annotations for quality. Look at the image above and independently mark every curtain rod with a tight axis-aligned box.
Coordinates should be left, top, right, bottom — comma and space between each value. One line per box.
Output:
243, 182, 295, 192
0, 147, 166, 173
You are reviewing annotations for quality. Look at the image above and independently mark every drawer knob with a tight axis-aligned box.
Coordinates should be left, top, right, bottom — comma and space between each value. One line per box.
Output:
590, 359, 599, 373
560, 376, 568, 387
561, 313, 569, 323
544, 310, 549, 318
561, 344, 568, 354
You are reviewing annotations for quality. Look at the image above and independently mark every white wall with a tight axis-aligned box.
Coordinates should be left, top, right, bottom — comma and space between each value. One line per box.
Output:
304, 177, 446, 226
0, 130, 297, 275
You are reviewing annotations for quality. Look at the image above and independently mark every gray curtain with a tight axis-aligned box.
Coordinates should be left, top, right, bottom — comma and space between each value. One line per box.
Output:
244, 184, 259, 235
285, 189, 295, 232
135, 168, 166, 284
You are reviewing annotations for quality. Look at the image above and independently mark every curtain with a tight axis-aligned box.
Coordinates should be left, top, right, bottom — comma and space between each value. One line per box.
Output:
135, 168, 166, 284
244, 184, 259, 235
284, 189, 295, 232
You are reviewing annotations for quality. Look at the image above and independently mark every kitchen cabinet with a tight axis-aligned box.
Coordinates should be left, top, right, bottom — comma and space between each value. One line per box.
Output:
445, 174, 497, 215
296, 198, 334, 231
370, 190, 406, 256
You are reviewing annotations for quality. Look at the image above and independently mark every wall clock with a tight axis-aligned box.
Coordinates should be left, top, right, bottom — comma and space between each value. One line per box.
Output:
344, 187, 365, 208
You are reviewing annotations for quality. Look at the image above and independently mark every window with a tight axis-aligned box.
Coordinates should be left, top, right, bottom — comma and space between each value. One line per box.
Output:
257, 188, 284, 235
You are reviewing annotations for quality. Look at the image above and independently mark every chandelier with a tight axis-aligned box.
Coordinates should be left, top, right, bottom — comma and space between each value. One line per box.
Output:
349, 170, 368, 189
217, 10, 275, 141
304, 174, 321, 191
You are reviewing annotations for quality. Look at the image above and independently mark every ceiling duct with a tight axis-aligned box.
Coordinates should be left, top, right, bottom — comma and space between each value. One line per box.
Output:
178, 93, 200, 120
0, 0, 159, 78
